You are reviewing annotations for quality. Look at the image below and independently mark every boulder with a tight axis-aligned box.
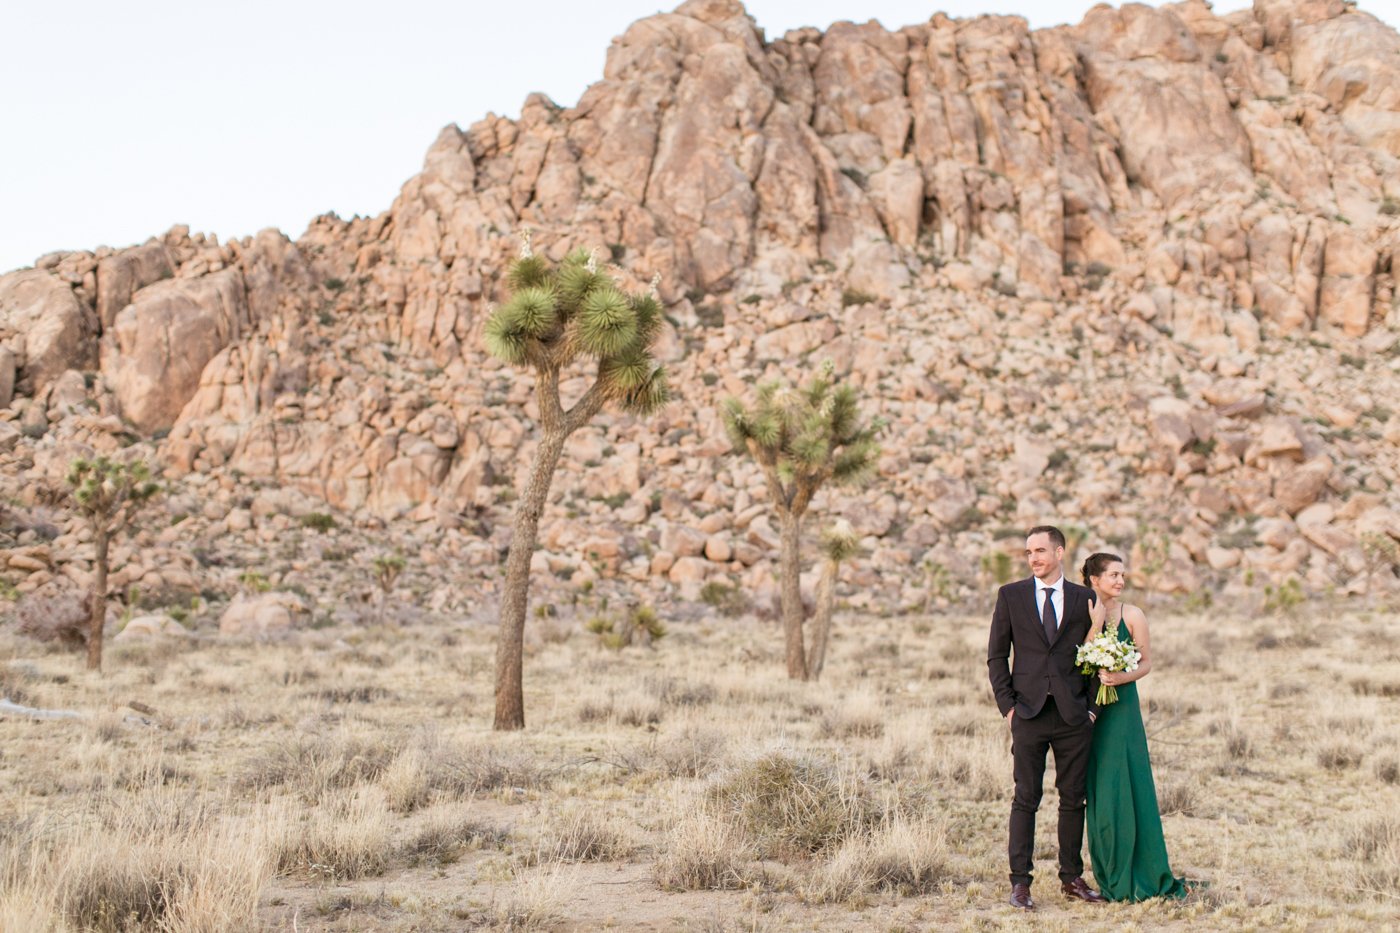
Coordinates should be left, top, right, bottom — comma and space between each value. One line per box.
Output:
1273, 458, 1333, 515
0, 270, 99, 393
1148, 397, 1195, 452
218, 592, 300, 637
103, 268, 250, 433
660, 525, 707, 558
96, 241, 174, 329
114, 614, 190, 641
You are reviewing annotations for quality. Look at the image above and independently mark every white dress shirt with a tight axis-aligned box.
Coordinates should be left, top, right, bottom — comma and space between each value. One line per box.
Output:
1037, 573, 1064, 632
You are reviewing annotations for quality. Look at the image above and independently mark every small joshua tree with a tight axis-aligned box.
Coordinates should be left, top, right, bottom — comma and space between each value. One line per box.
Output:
585, 605, 667, 650
722, 361, 882, 681
66, 457, 160, 672
806, 520, 859, 682
372, 553, 406, 625
484, 233, 669, 730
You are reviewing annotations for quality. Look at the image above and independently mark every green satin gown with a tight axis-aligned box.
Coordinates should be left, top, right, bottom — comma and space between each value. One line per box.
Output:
1086, 617, 1188, 901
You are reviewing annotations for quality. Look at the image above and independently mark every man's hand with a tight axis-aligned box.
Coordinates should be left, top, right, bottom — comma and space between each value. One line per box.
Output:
1005, 709, 1015, 727
1088, 711, 1097, 724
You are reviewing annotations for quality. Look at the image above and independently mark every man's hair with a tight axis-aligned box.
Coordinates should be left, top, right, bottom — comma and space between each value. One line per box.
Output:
1026, 525, 1066, 549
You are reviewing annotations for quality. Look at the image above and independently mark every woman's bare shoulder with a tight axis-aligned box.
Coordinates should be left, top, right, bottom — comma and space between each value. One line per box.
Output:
1123, 603, 1149, 627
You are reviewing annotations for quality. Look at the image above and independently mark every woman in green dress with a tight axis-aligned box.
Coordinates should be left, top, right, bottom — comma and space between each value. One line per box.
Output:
1081, 552, 1188, 902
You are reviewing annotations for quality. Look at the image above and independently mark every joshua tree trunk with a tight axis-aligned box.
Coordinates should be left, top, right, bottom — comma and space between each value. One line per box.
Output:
493, 428, 567, 731
806, 556, 838, 681
86, 526, 109, 672
778, 510, 808, 681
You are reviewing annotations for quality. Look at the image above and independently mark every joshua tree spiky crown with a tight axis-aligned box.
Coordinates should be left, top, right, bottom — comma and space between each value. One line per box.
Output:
483, 238, 669, 417
66, 457, 160, 527
820, 519, 860, 563
721, 360, 883, 514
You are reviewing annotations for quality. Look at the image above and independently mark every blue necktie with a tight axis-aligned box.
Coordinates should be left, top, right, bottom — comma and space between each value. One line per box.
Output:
1042, 588, 1057, 642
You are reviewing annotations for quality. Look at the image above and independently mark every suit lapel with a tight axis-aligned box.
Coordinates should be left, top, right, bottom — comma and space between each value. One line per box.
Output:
1026, 578, 1051, 647
1051, 584, 1075, 646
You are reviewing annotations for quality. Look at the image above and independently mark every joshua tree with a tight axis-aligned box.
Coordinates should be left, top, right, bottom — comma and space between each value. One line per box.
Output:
806, 520, 859, 682
722, 361, 882, 680
66, 457, 160, 672
585, 604, 667, 650
483, 234, 669, 730
372, 553, 406, 625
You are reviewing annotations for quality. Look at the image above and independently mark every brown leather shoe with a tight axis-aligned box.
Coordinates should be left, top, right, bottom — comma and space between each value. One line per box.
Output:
1009, 883, 1035, 910
1061, 876, 1107, 903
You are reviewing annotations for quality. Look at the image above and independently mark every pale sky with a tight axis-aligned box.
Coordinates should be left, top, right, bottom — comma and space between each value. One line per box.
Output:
2, 0, 1392, 274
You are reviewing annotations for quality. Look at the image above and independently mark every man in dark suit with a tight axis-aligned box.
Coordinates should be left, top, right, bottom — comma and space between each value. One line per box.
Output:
987, 525, 1107, 911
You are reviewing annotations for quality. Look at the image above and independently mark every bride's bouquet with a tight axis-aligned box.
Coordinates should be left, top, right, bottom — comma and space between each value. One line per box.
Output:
1076, 627, 1142, 706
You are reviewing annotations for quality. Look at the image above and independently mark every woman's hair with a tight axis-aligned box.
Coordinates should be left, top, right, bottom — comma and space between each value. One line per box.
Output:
1081, 552, 1124, 587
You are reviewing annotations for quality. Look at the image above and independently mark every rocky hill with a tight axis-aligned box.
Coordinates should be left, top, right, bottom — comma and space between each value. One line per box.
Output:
2, 0, 1399, 624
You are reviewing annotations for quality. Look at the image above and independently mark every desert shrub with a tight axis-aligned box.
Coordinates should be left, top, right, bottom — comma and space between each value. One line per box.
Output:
699, 581, 750, 617
585, 605, 666, 650
401, 809, 507, 867
643, 674, 717, 708
1317, 742, 1364, 772
841, 288, 876, 308
819, 695, 885, 739
653, 813, 752, 891
490, 864, 578, 930
9, 584, 88, 648
805, 818, 948, 903
273, 789, 392, 880
526, 807, 634, 864
431, 739, 550, 796
706, 752, 879, 858
654, 728, 727, 778
240, 728, 401, 802
299, 512, 337, 532
1348, 815, 1400, 895
1263, 577, 1305, 616
376, 731, 549, 807
1157, 780, 1199, 816
0, 794, 274, 933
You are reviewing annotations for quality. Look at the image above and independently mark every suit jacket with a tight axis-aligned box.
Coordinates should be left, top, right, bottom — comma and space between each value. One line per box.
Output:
987, 576, 1099, 725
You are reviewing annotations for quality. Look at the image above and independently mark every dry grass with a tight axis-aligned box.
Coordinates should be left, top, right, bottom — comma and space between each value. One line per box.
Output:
0, 606, 1397, 930
706, 750, 880, 858
525, 805, 634, 864
272, 787, 394, 880
804, 817, 949, 903
0, 789, 275, 932
653, 813, 753, 891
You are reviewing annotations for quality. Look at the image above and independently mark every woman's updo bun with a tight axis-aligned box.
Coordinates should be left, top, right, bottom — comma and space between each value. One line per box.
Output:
1082, 552, 1124, 587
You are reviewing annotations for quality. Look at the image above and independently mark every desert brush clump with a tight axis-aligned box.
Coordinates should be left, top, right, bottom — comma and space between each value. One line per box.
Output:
705, 750, 880, 859
10, 584, 89, 649
585, 604, 666, 649
65, 456, 160, 671
484, 232, 670, 730
804, 817, 949, 904
525, 806, 635, 864
722, 361, 882, 679
653, 813, 753, 892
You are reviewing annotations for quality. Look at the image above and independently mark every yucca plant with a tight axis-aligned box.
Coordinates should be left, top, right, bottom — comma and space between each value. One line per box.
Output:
372, 553, 406, 625
722, 361, 882, 680
485, 233, 670, 730
806, 520, 860, 682
65, 456, 160, 671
